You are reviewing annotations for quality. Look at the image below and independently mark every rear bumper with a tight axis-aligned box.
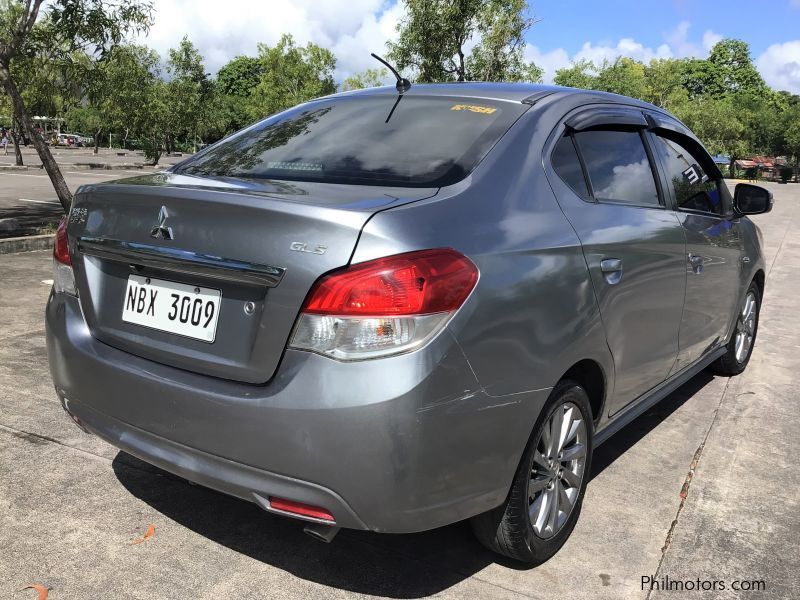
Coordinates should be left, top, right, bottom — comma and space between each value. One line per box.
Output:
46, 291, 550, 533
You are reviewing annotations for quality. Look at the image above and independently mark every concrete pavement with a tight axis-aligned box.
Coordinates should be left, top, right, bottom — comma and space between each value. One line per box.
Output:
0, 183, 797, 599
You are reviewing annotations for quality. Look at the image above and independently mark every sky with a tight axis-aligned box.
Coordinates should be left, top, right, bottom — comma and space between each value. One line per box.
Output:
136, 0, 800, 93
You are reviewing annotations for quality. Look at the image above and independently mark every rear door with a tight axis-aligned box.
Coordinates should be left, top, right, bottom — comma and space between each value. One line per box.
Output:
646, 127, 744, 370
546, 107, 686, 415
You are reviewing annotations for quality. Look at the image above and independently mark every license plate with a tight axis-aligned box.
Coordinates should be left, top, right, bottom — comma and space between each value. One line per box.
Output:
122, 275, 221, 343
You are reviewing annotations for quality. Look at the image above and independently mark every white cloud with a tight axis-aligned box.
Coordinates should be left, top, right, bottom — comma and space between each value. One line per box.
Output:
663, 20, 722, 58
572, 38, 672, 66
756, 40, 800, 93
524, 45, 570, 81
137, 0, 403, 81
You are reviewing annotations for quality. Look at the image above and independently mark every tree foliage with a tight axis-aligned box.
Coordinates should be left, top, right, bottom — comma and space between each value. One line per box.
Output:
0, 0, 152, 210
342, 68, 388, 91
388, 0, 542, 83
553, 38, 800, 172
247, 34, 336, 119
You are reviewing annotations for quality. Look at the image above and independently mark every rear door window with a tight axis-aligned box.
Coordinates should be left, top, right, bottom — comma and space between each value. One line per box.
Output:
575, 130, 660, 206
651, 135, 723, 215
551, 135, 590, 198
175, 96, 528, 188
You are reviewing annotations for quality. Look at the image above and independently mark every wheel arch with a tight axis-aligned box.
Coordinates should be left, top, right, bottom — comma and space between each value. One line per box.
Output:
559, 359, 606, 425
752, 269, 765, 298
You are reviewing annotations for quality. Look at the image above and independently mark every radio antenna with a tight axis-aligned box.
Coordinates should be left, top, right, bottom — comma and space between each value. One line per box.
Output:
370, 53, 411, 94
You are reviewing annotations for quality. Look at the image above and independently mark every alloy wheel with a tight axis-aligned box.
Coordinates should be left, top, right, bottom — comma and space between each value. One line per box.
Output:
735, 291, 757, 364
528, 401, 587, 539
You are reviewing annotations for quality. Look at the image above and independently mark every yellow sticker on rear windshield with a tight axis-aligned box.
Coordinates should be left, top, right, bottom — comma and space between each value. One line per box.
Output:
451, 104, 497, 114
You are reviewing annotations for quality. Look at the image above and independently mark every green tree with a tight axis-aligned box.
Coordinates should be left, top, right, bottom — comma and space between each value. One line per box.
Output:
215, 55, 264, 134
342, 68, 387, 91
465, 0, 542, 82
681, 40, 766, 100
681, 57, 722, 98
553, 60, 596, 89
0, 0, 152, 211
785, 114, 800, 168
139, 78, 170, 165
217, 55, 263, 96
248, 34, 336, 119
595, 57, 646, 99
673, 96, 746, 178
643, 58, 686, 109
707, 39, 765, 95
165, 36, 212, 152
388, 0, 541, 83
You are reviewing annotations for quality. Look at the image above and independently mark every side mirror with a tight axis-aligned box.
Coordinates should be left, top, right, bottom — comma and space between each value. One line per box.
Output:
734, 183, 773, 215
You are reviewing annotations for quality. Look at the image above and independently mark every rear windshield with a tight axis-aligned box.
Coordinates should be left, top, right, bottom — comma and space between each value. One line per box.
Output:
174, 95, 527, 187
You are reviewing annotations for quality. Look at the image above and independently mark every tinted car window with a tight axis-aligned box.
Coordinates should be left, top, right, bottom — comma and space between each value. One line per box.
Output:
551, 135, 589, 198
575, 130, 660, 206
652, 135, 723, 215
175, 96, 528, 187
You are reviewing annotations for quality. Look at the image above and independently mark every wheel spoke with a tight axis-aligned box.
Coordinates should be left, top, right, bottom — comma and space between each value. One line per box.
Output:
546, 482, 561, 532
541, 423, 552, 456
532, 489, 550, 533
560, 467, 581, 489
558, 477, 572, 508
560, 442, 586, 462
563, 416, 582, 447
548, 407, 564, 456
735, 334, 745, 361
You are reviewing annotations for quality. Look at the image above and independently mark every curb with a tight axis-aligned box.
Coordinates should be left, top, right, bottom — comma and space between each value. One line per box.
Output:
0, 234, 54, 254
0, 163, 155, 171
70, 163, 151, 170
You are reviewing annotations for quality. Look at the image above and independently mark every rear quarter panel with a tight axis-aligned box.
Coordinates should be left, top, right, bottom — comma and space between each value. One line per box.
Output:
353, 101, 614, 417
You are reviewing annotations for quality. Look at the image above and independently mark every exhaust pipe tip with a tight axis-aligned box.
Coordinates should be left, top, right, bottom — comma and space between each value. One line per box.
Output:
303, 522, 340, 543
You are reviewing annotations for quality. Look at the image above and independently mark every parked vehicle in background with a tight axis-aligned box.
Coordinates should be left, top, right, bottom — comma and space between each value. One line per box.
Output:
46, 83, 772, 564
50, 132, 92, 147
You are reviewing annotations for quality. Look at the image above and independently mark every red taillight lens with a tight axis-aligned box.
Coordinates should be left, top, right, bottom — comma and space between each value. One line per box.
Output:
302, 249, 478, 316
54, 216, 71, 265
268, 497, 335, 522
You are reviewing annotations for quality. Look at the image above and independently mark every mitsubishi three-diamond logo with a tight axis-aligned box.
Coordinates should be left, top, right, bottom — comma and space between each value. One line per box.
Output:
150, 206, 174, 240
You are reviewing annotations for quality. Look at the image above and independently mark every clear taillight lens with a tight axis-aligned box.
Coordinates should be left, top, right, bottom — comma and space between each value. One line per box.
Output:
53, 217, 76, 295
290, 249, 478, 361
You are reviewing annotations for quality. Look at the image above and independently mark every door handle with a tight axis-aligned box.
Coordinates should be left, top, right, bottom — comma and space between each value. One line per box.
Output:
600, 258, 623, 285
688, 253, 704, 274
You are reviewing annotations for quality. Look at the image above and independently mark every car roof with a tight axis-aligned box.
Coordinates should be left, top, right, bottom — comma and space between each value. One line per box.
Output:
329, 82, 663, 111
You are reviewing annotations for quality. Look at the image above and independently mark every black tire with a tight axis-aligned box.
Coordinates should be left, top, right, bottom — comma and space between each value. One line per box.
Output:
712, 281, 761, 376
470, 379, 593, 564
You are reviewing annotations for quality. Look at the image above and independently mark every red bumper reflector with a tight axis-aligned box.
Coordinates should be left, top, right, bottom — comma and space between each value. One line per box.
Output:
268, 497, 335, 522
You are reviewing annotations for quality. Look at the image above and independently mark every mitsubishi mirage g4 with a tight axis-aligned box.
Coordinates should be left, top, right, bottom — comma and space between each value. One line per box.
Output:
46, 83, 772, 563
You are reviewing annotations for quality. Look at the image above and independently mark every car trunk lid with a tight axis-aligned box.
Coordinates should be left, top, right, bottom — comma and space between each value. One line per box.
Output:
68, 173, 437, 383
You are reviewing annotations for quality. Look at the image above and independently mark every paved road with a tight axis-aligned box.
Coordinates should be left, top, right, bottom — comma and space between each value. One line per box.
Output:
0, 148, 186, 237
0, 183, 797, 599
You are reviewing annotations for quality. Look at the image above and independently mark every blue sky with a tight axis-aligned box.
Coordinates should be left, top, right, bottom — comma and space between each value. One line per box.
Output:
139, 0, 800, 93
529, 0, 798, 59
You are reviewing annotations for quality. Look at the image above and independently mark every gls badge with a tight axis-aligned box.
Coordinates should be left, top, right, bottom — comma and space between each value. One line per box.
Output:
290, 241, 327, 255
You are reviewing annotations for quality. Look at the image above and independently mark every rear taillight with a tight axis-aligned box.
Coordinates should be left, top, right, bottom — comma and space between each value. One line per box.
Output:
53, 216, 76, 295
54, 217, 71, 265
289, 249, 478, 360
